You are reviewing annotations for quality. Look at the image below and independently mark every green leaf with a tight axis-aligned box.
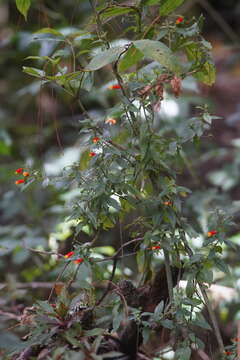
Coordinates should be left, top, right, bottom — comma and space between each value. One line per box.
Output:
133, 40, 181, 74
215, 258, 230, 274
100, 6, 135, 20
142, 0, 160, 5
159, 0, 185, 16
185, 43, 215, 85
197, 268, 213, 284
85, 46, 125, 71
85, 328, 105, 336
194, 313, 212, 330
175, 347, 191, 360
118, 45, 144, 72
16, 0, 31, 20
34, 27, 64, 37
160, 319, 174, 329
186, 279, 195, 298
22, 66, 45, 78
154, 300, 164, 318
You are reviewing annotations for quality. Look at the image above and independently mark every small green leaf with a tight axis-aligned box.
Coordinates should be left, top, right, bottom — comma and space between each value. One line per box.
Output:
100, 6, 135, 20
34, 28, 64, 37
85, 46, 126, 71
215, 258, 230, 274
118, 45, 143, 72
133, 40, 181, 74
175, 347, 191, 360
160, 319, 174, 329
159, 0, 185, 16
154, 300, 164, 318
194, 313, 212, 330
16, 0, 31, 20
22, 66, 45, 78
85, 328, 105, 336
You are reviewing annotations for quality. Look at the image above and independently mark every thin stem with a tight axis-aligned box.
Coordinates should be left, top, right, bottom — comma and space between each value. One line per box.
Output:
163, 249, 174, 304
199, 284, 225, 353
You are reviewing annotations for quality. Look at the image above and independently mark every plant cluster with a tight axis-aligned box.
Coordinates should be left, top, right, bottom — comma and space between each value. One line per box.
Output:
1, 0, 238, 359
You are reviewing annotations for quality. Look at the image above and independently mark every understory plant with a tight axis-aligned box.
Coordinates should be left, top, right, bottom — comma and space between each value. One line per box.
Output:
8, 0, 236, 359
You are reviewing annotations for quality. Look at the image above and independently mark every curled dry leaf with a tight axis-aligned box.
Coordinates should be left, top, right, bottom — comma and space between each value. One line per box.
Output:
170, 76, 182, 97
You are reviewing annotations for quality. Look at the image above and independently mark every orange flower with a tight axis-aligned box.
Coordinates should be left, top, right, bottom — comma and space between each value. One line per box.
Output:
89, 151, 96, 157
148, 245, 161, 251
176, 16, 184, 25
74, 258, 84, 264
108, 84, 121, 90
224, 351, 232, 356
23, 171, 30, 177
105, 118, 117, 125
164, 201, 172, 206
93, 136, 100, 144
64, 251, 74, 259
15, 179, 25, 185
15, 168, 23, 174
207, 230, 217, 237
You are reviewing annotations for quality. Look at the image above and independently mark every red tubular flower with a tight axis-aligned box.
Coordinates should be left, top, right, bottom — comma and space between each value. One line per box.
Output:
15, 168, 23, 174
89, 151, 96, 157
105, 118, 117, 125
176, 16, 184, 25
74, 258, 84, 264
108, 84, 121, 90
148, 245, 161, 251
164, 201, 172, 206
23, 171, 30, 177
15, 179, 25, 185
207, 230, 217, 237
64, 251, 74, 259
224, 351, 232, 356
93, 136, 100, 144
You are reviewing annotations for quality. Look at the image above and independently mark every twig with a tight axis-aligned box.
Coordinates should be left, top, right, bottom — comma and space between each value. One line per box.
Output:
22, 240, 64, 258
181, 233, 225, 354
48, 262, 69, 302
199, 283, 225, 353
163, 249, 174, 304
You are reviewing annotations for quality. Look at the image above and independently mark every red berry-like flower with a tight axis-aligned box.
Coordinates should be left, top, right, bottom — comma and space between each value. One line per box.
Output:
15, 168, 23, 174
108, 84, 121, 90
15, 179, 25, 185
64, 251, 74, 259
176, 16, 184, 24
23, 171, 30, 177
93, 136, 100, 144
207, 230, 217, 237
89, 151, 96, 157
74, 258, 84, 264
224, 351, 232, 356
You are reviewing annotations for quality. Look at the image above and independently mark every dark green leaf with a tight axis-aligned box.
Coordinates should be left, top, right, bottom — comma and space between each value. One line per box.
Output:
100, 6, 135, 20
159, 0, 185, 16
